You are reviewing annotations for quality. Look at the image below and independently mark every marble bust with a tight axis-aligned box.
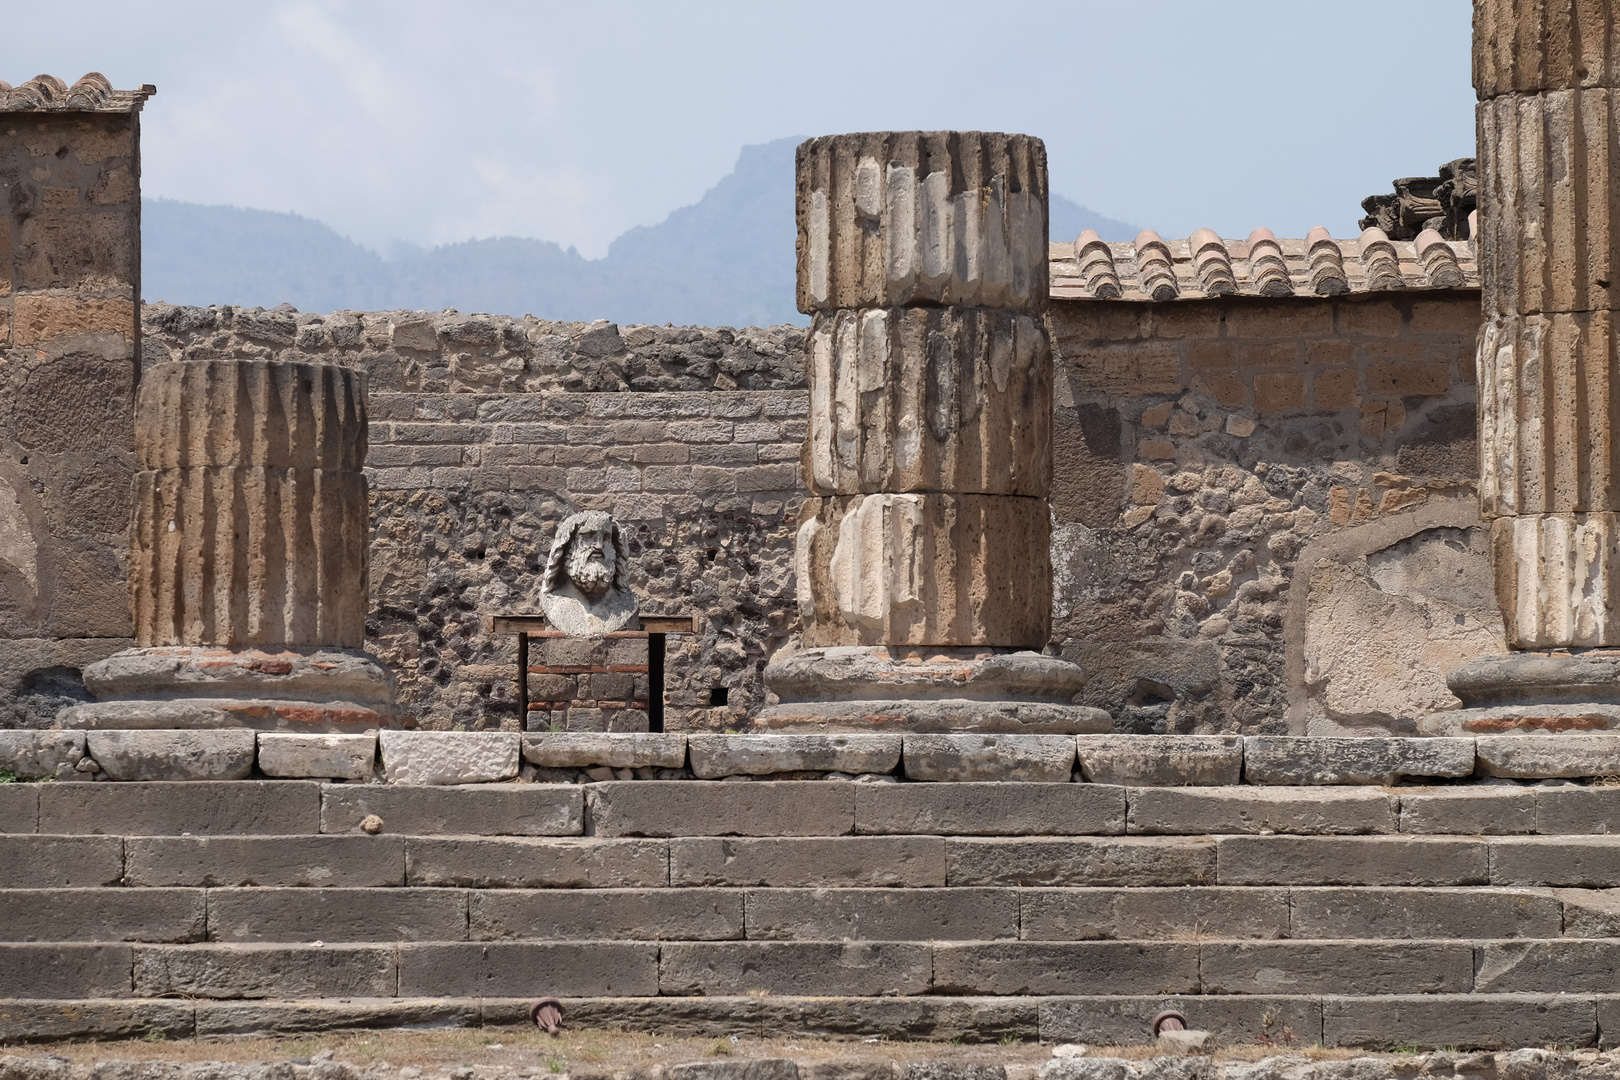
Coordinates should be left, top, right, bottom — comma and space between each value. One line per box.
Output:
539, 510, 638, 636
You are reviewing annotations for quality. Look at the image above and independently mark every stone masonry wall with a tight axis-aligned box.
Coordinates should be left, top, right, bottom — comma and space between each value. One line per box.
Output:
0, 110, 142, 727
1050, 291, 1494, 735
0, 289, 1489, 735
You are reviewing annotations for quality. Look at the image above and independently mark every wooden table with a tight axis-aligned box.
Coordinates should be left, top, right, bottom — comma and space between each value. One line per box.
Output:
489, 614, 700, 732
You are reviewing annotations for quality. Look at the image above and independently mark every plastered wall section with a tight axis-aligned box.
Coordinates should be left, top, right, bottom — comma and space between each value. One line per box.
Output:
1048, 291, 1499, 735
0, 111, 141, 725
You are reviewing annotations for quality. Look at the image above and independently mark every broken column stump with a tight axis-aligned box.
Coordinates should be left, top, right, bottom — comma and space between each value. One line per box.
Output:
762, 131, 1109, 734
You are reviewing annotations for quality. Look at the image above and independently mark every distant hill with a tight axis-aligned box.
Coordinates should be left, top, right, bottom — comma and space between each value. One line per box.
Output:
142, 138, 1137, 327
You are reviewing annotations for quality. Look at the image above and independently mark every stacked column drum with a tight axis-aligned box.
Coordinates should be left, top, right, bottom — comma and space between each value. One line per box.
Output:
1434, 1, 1620, 730
765, 132, 1109, 734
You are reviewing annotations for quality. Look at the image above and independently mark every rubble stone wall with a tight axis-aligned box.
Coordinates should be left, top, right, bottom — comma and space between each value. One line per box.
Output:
0, 111, 142, 727
1, 291, 1488, 734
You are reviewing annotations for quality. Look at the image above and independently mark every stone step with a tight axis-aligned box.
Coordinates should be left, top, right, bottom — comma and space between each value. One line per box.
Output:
6, 939, 1620, 1000
13, 780, 1620, 839
0, 992, 1608, 1049
0, 885, 1596, 943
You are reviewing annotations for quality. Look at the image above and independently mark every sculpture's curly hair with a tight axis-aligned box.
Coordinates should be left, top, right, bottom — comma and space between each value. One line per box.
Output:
544, 510, 631, 594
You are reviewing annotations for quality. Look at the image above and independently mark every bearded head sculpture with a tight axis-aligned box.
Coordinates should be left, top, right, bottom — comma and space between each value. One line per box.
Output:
539, 510, 638, 636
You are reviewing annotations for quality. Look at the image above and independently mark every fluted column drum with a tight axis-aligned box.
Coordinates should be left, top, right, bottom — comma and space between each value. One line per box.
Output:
130, 358, 371, 648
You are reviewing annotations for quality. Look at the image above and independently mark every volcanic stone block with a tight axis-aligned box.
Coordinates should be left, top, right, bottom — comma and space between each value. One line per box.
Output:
379, 731, 519, 785
1477, 940, 1620, 992
125, 835, 405, 887
803, 307, 1051, 497
38, 780, 321, 835
853, 782, 1124, 836
0, 1000, 196, 1043
1323, 993, 1598, 1050
670, 836, 946, 887
796, 131, 1048, 314
521, 732, 686, 769
1241, 736, 1476, 785
206, 887, 469, 942
1398, 787, 1537, 834
796, 492, 1050, 647
0, 888, 207, 943
257, 733, 375, 780
133, 943, 395, 999
0, 835, 125, 887
399, 941, 659, 997
1537, 787, 1620, 833
1216, 836, 1489, 886
1019, 887, 1291, 942
687, 734, 901, 777
1127, 786, 1397, 835
471, 888, 744, 941
1288, 886, 1562, 939
661, 941, 931, 997
1477, 734, 1620, 777
1039, 995, 1322, 1048
404, 837, 667, 888
193, 998, 476, 1038
946, 837, 1215, 887
744, 887, 1018, 941
901, 734, 1075, 782
86, 729, 255, 781
0, 785, 38, 833
933, 942, 1198, 996
0, 943, 133, 998
1076, 734, 1242, 786
587, 781, 855, 837
1491, 836, 1620, 885
322, 782, 583, 836
1201, 941, 1475, 995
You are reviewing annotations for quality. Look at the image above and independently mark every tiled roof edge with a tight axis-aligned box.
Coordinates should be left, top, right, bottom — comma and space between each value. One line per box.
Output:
0, 73, 154, 114
1050, 225, 1478, 300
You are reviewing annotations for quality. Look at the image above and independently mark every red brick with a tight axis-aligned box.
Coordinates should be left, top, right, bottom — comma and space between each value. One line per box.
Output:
1312, 369, 1361, 409
1253, 372, 1306, 415
1337, 299, 1407, 337
1188, 342, 1236, 371
1238, 342, 1303, 371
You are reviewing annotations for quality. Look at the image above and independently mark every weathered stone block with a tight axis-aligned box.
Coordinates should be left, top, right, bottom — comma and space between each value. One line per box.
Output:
124, 835, 404, 887
86, 729, 255, 781
322, 782, 582, 836
1019, 887, 1290, 941
257, 733, 375, 780
403, 836, 667, 888
796, 131, 1048, 314
671, 836, 946, 887
1477, 940, 1620, 992
133, 943, 395, 999
946, 837, 1214, 887
0, 835, 124, 887
661, 941, 931, 996
192, 998, 476, 1037
803, 307, 1051, 497
744, 887, 1017, 941
1076, 734, 1241, 786
0, 999, 195, 1043
379, 731, 519, 785
1477, 734, 1620, 777
521, 732, 686, 769
1127, 786, 1398, 835
1488, 512, 1620, 647
934, 942, 1198, 995
0, 785, 39, 833
471, 888, 743, 941
0, 730, 84, 779
1399, 787, 1537, 834
38, 780, 321, 835
1322, 993, 1597, 1050
0, 887, 206, 943
1241, 736, 1475, 785
689, 734, 900, 777
1537, 787, 1620, 833
1288, 886, 1562, 939
796, 493, 1050, 647
1491, 837, 1620, 885
902, 735, 1075, 782
398, 941, 659, 997
854, 783, 1124, 836
588, 781, 854, 837
1215, 836, 1488, 886
1202, 941, 1475, 995
0, 943, 133, 998
206, 887, 468, 943
1039, 995, 1322, 1048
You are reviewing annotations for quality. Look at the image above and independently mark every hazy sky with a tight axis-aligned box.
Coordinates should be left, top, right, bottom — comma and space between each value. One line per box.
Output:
4, 1, 1476, 259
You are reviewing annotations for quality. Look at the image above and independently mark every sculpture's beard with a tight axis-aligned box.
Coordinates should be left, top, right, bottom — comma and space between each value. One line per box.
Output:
568, 545, 614, 597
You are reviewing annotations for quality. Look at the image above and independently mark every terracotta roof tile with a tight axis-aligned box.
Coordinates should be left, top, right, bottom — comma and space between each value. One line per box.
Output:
0, 73, 153, 113
1050, 225, 1477, 301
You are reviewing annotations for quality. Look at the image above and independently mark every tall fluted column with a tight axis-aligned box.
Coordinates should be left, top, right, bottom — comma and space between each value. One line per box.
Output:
762, 131, 1109, 734
61, 358, 397, 733
1433, 2, 1620, 731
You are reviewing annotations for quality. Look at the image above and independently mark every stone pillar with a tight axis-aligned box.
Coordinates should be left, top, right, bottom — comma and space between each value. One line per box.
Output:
762, 131, 1109, 734
0, 75, 149, 722
60, 357, 397, 733
1432, 2, 1620, 732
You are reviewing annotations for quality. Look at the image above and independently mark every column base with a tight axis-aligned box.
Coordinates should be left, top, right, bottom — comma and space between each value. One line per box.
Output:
1420, 651, 1620, 735
758, 645, 1112, 735
57, 646, 402, 732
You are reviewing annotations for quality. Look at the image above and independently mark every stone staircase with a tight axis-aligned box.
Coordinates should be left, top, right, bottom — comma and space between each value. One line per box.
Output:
4, 777, 1620, 1049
